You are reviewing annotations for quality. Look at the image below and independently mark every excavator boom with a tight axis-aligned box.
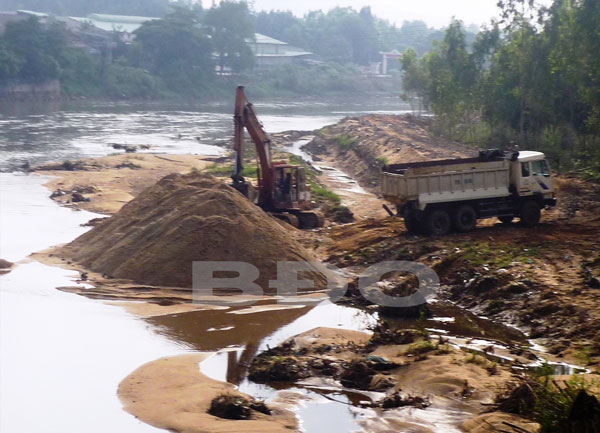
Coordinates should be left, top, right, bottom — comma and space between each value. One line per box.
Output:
233, 86, 274, 207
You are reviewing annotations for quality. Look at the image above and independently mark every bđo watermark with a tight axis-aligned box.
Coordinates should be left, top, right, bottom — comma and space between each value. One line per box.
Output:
192, 260, 439, 307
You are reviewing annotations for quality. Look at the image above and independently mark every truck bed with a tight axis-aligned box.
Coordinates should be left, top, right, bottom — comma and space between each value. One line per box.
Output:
381, 155, 511, 208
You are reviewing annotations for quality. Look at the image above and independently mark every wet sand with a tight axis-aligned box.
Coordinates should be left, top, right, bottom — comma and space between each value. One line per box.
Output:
119, 354, 298, 433
38, 153, 213, 214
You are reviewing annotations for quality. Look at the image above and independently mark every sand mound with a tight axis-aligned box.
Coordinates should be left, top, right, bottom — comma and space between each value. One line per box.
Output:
59, 172, 326, 292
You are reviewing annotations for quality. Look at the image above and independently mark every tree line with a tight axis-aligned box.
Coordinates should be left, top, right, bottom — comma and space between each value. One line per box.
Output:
0, 2, 254, 98
254, 7, 470, 64
400, 0, 599, 175
0, 1, 470, 99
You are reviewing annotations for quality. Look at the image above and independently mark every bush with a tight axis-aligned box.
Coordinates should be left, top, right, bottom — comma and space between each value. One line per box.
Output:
103, 64, 165, 99
336, 134, 357, 151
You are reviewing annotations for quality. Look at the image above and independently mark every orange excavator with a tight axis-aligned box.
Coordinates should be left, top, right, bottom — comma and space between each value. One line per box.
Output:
230, 86, 324, 229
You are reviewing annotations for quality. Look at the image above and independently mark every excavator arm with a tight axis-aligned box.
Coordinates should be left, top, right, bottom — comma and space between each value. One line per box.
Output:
232, 86, 274, 206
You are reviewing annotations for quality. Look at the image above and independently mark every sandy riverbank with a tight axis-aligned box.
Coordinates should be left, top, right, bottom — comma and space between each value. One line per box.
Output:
119, 353, 298, 433
37, 153, 213, 214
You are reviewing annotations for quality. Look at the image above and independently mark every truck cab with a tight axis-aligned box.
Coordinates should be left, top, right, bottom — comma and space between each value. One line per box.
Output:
511, 151, 556, 207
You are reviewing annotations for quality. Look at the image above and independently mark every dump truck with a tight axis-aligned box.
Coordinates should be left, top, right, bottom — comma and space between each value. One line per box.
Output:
381, 149, 557, 235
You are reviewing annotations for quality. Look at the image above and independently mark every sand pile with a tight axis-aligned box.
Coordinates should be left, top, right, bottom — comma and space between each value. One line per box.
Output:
58, 172, 326, 292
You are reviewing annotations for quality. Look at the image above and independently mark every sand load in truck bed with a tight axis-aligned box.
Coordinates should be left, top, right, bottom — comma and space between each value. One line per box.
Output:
58, 172, 327, 293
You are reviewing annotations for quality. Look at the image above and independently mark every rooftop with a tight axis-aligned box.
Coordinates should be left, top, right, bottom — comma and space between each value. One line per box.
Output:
70, 13, 158, 33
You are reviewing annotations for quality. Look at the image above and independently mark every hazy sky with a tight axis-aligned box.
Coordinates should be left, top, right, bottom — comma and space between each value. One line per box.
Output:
246, 0, 504, 28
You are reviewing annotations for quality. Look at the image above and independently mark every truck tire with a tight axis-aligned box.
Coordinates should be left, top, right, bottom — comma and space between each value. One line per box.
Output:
519, 200, 541, 227
453, 205, 477, 232
498, 215, 514, 224
425, 208, 451, 236
403, 208, 423, 235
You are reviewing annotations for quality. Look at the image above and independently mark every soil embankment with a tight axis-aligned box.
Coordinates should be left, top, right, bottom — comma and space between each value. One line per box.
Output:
52, 171, 327, 293
303, 114, 477, 191
320, 174, 600, 364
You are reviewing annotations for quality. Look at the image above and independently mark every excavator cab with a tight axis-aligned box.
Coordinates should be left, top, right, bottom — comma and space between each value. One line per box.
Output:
268, 164, 310, 209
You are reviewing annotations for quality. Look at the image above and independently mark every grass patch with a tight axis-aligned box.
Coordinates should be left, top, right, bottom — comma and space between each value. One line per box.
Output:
453, 241, 542, 269
405, 340, 437, 356
287, 155, 341, 203
336, 134, 357, 151
309, 181, 342, 204
375, 156, 389, 167
435, 343, 452, 355
464, 351, 498, 374
205, 163, 257, 178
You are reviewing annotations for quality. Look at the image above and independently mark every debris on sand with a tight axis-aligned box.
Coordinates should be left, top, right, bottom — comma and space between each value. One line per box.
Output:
379, 393, 430, 409
57, 172, 328, 291
208, 394, 271, 420
248, 355, 310, 383
0, 258, 14, 275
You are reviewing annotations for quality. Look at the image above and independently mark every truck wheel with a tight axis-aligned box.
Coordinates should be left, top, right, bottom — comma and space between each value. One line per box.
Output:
403, 209, 422, 235
425, 208, 451, 236
498, 215, 514, 224
519, 200, 541, 227
453, 205, 477, 232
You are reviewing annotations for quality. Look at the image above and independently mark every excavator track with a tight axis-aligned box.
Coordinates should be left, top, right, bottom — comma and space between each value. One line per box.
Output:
270, 212, 299, 228
293, 211, 325, 229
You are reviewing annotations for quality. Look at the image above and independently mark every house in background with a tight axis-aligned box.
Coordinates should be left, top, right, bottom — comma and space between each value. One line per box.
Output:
0, 10, 48, 33
248, 33, 313, 71
68, 14, 158, 43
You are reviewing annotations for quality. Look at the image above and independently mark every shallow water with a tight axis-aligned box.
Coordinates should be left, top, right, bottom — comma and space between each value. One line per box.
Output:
0, 174, 188, 433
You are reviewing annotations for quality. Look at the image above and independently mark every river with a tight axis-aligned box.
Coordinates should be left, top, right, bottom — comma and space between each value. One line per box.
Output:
0, 95, 412, 172
0, 97, 408, 433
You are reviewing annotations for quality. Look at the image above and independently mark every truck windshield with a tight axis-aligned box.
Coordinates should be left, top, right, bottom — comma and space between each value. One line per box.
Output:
531, 159, 550, 177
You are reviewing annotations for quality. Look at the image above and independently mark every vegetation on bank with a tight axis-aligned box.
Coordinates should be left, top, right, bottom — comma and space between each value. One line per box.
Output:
399, 0, 600, 176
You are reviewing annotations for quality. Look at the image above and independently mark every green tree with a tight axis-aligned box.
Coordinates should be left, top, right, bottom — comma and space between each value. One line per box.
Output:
420, 19, 478, 137
0, 39, 23, 80
204, 1, 255, 73
254, 10, 305, 47
400, 48, 427, 112
2, 17, 62, 81
131, 9, 213, 93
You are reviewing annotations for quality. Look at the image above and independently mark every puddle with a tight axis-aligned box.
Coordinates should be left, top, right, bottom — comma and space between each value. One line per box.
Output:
285, 139, 370, 198
526, 361, 588, 375
382, 301, 528, 346
195, 298, 535, 433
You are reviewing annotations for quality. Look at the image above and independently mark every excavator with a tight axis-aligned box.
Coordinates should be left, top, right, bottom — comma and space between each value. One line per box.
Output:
230, 86, 324, 229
